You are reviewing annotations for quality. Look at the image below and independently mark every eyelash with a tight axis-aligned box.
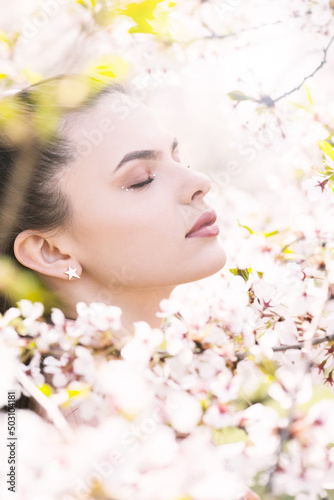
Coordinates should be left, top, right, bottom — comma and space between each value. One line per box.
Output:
121, 154, 186, 192
131, 175, 155, 190
122, 174, 156, 192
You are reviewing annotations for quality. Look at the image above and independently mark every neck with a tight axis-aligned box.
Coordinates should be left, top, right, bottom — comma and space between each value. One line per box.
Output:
113, 287, 174, 331
57, 281, 175, 333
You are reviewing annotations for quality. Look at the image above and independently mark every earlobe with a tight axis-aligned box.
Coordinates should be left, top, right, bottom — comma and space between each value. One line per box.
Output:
13, 231, 81, 281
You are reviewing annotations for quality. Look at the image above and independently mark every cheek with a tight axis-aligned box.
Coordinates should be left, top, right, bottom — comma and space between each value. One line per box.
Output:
76, 199, 176, 255
71, 186, 184, 273
112, 195, 179, 239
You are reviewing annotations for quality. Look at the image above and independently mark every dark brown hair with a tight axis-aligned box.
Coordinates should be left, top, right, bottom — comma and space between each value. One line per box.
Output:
0, 74, 126, 311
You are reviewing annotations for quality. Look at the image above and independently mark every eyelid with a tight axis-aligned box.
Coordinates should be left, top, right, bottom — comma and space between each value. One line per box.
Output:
122, 174, 156, 191
119, 140, 180, 191
131, 175, 155, 189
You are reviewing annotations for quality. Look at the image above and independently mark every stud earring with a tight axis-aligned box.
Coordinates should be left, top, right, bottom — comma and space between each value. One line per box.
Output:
64, 266, 81, 280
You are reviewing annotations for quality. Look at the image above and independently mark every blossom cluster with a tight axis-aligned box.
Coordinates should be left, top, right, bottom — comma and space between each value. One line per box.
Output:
2, 181, 334, 500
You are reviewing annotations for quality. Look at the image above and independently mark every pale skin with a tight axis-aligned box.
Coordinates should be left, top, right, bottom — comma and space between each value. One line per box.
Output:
14, 93, 227, 332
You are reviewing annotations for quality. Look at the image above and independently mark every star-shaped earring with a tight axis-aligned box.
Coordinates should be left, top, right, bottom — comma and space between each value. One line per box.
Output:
64, 266, 81, 280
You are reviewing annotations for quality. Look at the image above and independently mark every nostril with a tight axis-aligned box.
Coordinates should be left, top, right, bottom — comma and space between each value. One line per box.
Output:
183, 170, 212, 203
191, 190, 203, 200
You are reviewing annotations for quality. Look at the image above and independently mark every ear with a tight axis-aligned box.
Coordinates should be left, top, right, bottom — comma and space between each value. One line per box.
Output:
13, 231, 82, 281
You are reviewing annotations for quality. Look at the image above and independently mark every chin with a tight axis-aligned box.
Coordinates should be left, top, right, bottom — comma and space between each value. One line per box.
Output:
183, 244, 227, 284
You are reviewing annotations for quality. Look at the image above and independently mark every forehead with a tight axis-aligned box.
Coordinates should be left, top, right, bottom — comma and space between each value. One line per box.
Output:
64, 93, 168, 153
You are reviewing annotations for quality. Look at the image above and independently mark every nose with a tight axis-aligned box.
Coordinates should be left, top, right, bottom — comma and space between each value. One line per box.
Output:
177, 165, 212, 205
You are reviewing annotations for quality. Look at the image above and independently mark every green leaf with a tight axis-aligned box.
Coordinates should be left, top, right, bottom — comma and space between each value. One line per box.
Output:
228, 90, 254, 102
237, 221, 254, 234
317, 140, 334, 162
212, 426, 248, 445
230, 267, 252, 281
68, 389, 81, 398
257, 355, 278, 378
38, 384, 53, 397
304, 84, 313, 105
263, 230, 278, 238
66, 382, 91, 401
23, 67, 44, 84
0, 29, 9, 44
84, 55, 129, 82
96, 65, 116, 78
121, 0, 164, 34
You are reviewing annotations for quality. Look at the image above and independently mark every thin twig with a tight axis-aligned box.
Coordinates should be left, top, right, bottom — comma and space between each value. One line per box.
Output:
16, 368, 74, 441
273, 33, 334, 103
273, 332, 334, 352
274, 278, 329, 352
267, 401, 295, 493
183, 20, 283, 46
187, 23, 334, 105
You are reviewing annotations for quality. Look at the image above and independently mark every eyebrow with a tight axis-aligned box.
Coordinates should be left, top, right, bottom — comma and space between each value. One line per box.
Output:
114, 137, 179, 171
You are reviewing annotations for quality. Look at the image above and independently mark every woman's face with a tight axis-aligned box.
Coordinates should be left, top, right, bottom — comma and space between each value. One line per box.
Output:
59, 92, 226, 293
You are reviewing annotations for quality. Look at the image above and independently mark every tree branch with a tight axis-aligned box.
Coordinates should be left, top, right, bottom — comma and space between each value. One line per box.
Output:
272, 33, 334, 104
184, 20, 283, 46
273, 332, 334, 352
16, 368, 74, 441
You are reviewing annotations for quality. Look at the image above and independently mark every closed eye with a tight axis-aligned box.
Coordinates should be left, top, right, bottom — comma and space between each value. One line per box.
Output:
129, 175, 155, 190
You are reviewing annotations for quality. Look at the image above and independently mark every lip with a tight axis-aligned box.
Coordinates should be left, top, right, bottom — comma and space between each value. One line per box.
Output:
185, 210, 219, 238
